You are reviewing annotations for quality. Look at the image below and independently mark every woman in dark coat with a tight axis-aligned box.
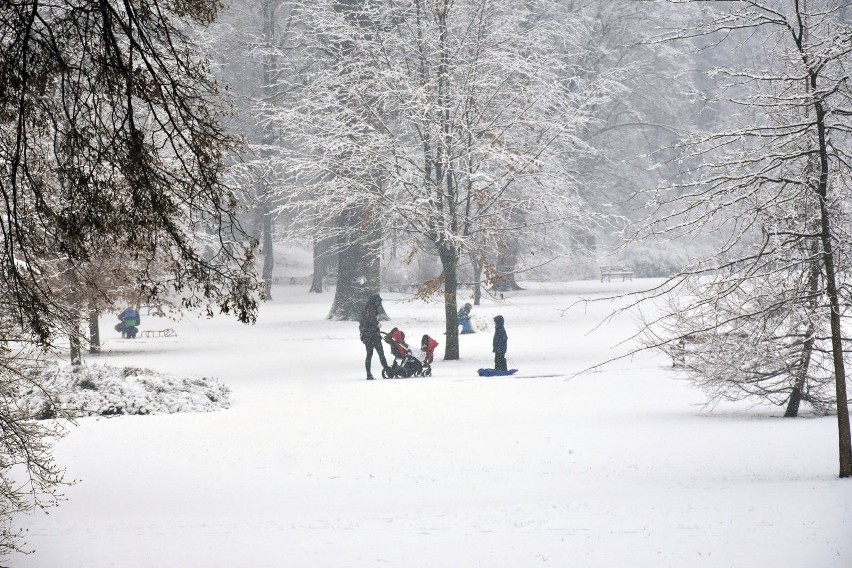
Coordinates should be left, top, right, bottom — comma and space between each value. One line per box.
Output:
359, 294, 389, 380
492, 315, 508, 371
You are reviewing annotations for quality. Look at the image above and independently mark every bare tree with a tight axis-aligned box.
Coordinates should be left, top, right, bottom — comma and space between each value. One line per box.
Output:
267, 0, 615, 357
0, 0, 260, 555
0, 338, 65, 557
635, 0, 852, 477
208, 0, 303, 300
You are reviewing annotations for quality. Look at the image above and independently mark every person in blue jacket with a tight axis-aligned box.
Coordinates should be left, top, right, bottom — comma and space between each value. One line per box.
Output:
492, 315, 508, 371
115, 307, 140, 339
458, 302, 474, 334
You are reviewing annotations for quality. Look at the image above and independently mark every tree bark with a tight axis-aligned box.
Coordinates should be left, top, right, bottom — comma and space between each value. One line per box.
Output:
493, 230, 524, 292
439, 245, 460, 360
328, 206, 384, 320
470, 251, 482, 306
68, 270, 82, 366
785, 9, 816, 420
309, 235, 335, 293
812, 90, 851, 477
88, 308, 101, 354
785, 236, 820, 418
260, 194, 274, 300
785, 323, 814, 418
493, 207, 527, 292
258, 0, 279, 301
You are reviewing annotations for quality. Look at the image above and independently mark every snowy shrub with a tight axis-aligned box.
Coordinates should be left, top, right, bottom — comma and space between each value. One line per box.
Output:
620, 241, 694, 278
17, 363, 230, 419
524, 254, 598, 282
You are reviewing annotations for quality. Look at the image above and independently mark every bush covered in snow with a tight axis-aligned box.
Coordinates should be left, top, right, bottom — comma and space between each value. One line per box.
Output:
620, 241, 692, 278
17, 363, 230, 419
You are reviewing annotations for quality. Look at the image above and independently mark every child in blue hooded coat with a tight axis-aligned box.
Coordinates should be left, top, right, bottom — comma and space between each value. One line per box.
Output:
458, 303, 474, 334
492, 315, 508, 371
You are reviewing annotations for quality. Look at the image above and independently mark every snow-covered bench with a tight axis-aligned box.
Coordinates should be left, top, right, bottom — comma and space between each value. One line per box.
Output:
600, 265, 634, 282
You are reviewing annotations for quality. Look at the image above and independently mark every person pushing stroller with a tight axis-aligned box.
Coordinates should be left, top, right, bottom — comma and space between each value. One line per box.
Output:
359, 294, 389, 380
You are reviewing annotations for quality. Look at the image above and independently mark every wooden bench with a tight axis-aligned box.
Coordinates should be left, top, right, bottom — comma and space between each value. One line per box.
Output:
139, 328, 177, 338
600, 265, 634, 282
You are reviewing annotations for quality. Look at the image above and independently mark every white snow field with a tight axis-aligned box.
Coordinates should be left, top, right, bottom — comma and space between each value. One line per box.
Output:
10, 280, 852, 568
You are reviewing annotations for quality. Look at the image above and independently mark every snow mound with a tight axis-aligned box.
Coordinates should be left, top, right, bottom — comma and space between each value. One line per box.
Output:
18, 363, 230, 419
471, 314, 491, 332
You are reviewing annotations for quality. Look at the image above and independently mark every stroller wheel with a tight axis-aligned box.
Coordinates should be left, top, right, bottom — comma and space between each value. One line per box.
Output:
381, 368, 391, 379
424, 367, 432, 377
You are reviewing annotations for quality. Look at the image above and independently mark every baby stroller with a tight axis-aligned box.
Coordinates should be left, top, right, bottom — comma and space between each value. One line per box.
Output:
382, 328, 438, 378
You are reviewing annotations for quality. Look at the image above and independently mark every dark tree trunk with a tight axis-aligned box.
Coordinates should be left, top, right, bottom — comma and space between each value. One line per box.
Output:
309, 235, 336, 293
785, 323, 814, 417
810, 81, 851, 475
470, 251, 482, 306
785, 249, 820, 417
439, 244, 460, 360
786, 389, 803, 419
88, 308, 101, 354
68, 270, 82, 365
69, 320, 82, 365
261, 198, 274, 300
493, 245, 523, 291
328, 206, 384, 320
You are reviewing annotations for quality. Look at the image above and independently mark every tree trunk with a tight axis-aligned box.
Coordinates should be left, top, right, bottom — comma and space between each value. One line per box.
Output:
470, 251, 482, 306
88, 308, 101, 354
69, 321, 82, 365
785, 323, 814, 417
493, 259, 523, 291
328, 205, 384, 320
785, 10, 816, 420
364, 208, 382, 298
813, 94, 852, 477
785, 243, 820, 417
786, 388, 803, 419
493, 233, 523, 292
439, 245, 460, 360
68, 270, 82, 366
260, 193, 274, 300
309, 235, 335, 293
258, 1, 278, 301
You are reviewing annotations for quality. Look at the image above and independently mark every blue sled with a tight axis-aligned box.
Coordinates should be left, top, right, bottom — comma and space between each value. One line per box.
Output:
477, 368, 518, 377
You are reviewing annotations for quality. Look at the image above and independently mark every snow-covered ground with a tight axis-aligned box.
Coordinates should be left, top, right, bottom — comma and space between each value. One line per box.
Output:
11, 280, 852, 567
